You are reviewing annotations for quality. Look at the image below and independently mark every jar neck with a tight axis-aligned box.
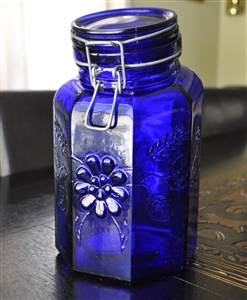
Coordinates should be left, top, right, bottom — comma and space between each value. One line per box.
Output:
71, 8, 182, 92
77, 60, 180, 93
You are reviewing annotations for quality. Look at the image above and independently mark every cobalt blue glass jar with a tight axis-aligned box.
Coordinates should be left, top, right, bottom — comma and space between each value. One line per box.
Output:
54, 7, 203, 281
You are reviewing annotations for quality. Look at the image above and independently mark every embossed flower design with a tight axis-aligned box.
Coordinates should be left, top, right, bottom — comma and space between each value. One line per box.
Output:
74, 154, 129, 219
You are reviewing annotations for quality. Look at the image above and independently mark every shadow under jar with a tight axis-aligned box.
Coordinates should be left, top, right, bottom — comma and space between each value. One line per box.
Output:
53, 7, 203, 281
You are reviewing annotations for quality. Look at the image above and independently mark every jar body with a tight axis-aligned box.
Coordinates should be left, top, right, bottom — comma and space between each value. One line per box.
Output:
54, 65, 203, 281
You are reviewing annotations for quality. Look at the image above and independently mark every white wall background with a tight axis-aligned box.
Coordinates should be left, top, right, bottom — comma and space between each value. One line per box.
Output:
217, 0, 247, 87
131, 0, 247, 88
1, 0, 106, 90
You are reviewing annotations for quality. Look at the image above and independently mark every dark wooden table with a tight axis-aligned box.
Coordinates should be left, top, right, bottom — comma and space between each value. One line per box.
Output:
1, 130, 246, 300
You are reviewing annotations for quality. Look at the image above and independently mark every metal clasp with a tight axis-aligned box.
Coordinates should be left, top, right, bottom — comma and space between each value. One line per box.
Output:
84, 70, 122, 131
84, 40, 126, 131
85, 40, 126, 89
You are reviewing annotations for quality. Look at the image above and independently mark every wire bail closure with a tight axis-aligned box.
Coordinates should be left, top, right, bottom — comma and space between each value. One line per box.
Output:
84, 69, 122, 131
71, 23, 181, 131
84, 40, 126, 131
85, 40, 126, 90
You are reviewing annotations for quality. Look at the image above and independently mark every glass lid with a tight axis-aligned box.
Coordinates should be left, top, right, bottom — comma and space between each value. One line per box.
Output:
72, 8, 177, 34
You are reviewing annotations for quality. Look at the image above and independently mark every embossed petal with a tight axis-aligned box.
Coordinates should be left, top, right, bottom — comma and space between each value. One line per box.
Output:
112, 187, 129, 202
75, 182, 89, 195
89, 185, 99, 194
110, 170, 127, 186
106, 197, 121, 215
86, 154, 101, 175
102, 156, 116, 175
95, 200, 107, 218
77, 166, 91, 183
81, 194, 96, 209
103, 184, 112, 194
100, 175, 109, 185
96, 189, 106, 200
90, 176, 101, 187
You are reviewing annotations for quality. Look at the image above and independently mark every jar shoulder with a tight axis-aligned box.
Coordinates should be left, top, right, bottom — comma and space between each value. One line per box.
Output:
53, 65, 203, 112
54, 77, 85, 114
175, 65, 203, 101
